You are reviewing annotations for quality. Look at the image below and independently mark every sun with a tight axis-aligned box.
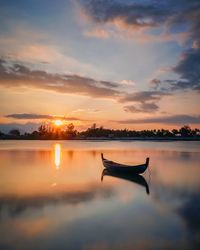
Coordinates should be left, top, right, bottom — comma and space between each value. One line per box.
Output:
54, 119, 63, 126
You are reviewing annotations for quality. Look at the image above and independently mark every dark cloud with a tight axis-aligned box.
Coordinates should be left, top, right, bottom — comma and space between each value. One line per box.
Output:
5, 113, 81, 121
80, 0, 175, 28
0, 59, 120, 99
164, 3, 200, 91
120, 91, 170, 113
124, 102, 159, 113
115, 114, 200, 125
80, 0, 200, 92
120, 91, 170, 103
79, 0, 200, 31
158, 48, 200, 91
169, 48, 200, 91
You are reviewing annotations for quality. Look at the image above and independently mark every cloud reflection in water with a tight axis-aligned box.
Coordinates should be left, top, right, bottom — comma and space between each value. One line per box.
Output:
0, 141, 200, 250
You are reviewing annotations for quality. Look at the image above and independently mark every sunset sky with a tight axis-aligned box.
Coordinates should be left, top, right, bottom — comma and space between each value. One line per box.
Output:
0, 0, 200, 132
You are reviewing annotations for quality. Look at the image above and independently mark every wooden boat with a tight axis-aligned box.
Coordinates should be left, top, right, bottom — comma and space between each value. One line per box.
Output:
101, 168, 150, 195
101, 153, 149, 174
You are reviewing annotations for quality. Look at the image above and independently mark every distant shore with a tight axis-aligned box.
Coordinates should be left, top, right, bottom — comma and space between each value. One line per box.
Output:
2, 125, 199, 141
0, 136, 200, 141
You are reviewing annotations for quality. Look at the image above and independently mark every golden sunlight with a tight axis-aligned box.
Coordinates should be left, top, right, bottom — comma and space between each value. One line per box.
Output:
54, 143, 61, 169
54, 119, 63, 126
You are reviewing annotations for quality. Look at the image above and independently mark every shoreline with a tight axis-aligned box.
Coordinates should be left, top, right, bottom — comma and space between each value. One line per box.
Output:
0, 137, 200, 141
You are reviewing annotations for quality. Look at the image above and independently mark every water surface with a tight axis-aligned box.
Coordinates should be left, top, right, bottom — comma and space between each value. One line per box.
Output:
0, 140, 200, 250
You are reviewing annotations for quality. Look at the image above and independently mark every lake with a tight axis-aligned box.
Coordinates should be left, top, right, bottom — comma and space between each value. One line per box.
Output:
0, 140, 200, 250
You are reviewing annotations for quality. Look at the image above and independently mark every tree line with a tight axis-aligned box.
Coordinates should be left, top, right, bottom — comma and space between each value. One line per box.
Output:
0, 123, 200, 140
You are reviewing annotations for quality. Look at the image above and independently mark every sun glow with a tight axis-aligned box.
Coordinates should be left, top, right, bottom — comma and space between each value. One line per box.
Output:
54, 143, 61, 169
54, 119, 63, 126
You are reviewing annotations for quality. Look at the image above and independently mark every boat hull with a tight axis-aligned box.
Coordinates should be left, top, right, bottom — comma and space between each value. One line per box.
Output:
102, 163, 147, 174
101, 154, 149, 174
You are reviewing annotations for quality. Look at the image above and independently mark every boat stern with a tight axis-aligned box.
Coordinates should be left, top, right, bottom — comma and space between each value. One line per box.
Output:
146, 157, 150, 167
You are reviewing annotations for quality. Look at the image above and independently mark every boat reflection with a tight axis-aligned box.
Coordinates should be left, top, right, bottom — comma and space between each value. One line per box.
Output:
101, 169, 150, 195
54, 143, 61, 169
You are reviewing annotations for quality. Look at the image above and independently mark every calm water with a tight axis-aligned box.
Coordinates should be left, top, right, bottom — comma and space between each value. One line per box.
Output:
0, 140, 200, 250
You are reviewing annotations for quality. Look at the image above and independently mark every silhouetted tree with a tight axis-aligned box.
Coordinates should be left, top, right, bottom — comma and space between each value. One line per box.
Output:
193, 128, 200, 136
9, 129, 20, 136
38, 124, 49, 137
65, 123, 77, 139
31, 130, 39, 138
172, 129, 179, 136
91, 123, 96, 130
179, 125, 192, 137
1, 124, 200, 140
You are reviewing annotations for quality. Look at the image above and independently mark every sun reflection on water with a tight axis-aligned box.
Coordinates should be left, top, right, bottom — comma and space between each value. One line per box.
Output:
54, 143, 61, 169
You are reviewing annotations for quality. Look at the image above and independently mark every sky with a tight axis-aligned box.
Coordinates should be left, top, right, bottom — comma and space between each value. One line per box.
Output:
0, 0, 200, 132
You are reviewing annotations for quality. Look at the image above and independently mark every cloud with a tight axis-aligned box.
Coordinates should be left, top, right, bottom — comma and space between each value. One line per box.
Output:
119, 91, 170, 103
79, 0, 200, 92
115, 114, 200, 125
154, 47, 200, 92
5, 113, 81, 121
78, 0, 199, 42
0, 59, 121, 99
79, 0, 200, 31
5, 114, 55, 120
163, 3, 200, 91
170, 48, 200, 91
124, 102, 159, 113
0, 59, 171, 114
0, 24, 101, 76
71, 108, 100, 114
120, 79, 135, 85
79, 0, 168, 28
150, 78, 161, 90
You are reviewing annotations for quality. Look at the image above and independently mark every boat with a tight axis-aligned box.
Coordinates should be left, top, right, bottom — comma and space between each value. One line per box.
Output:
101, 153, 149, 174
101, 168, 150, 195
